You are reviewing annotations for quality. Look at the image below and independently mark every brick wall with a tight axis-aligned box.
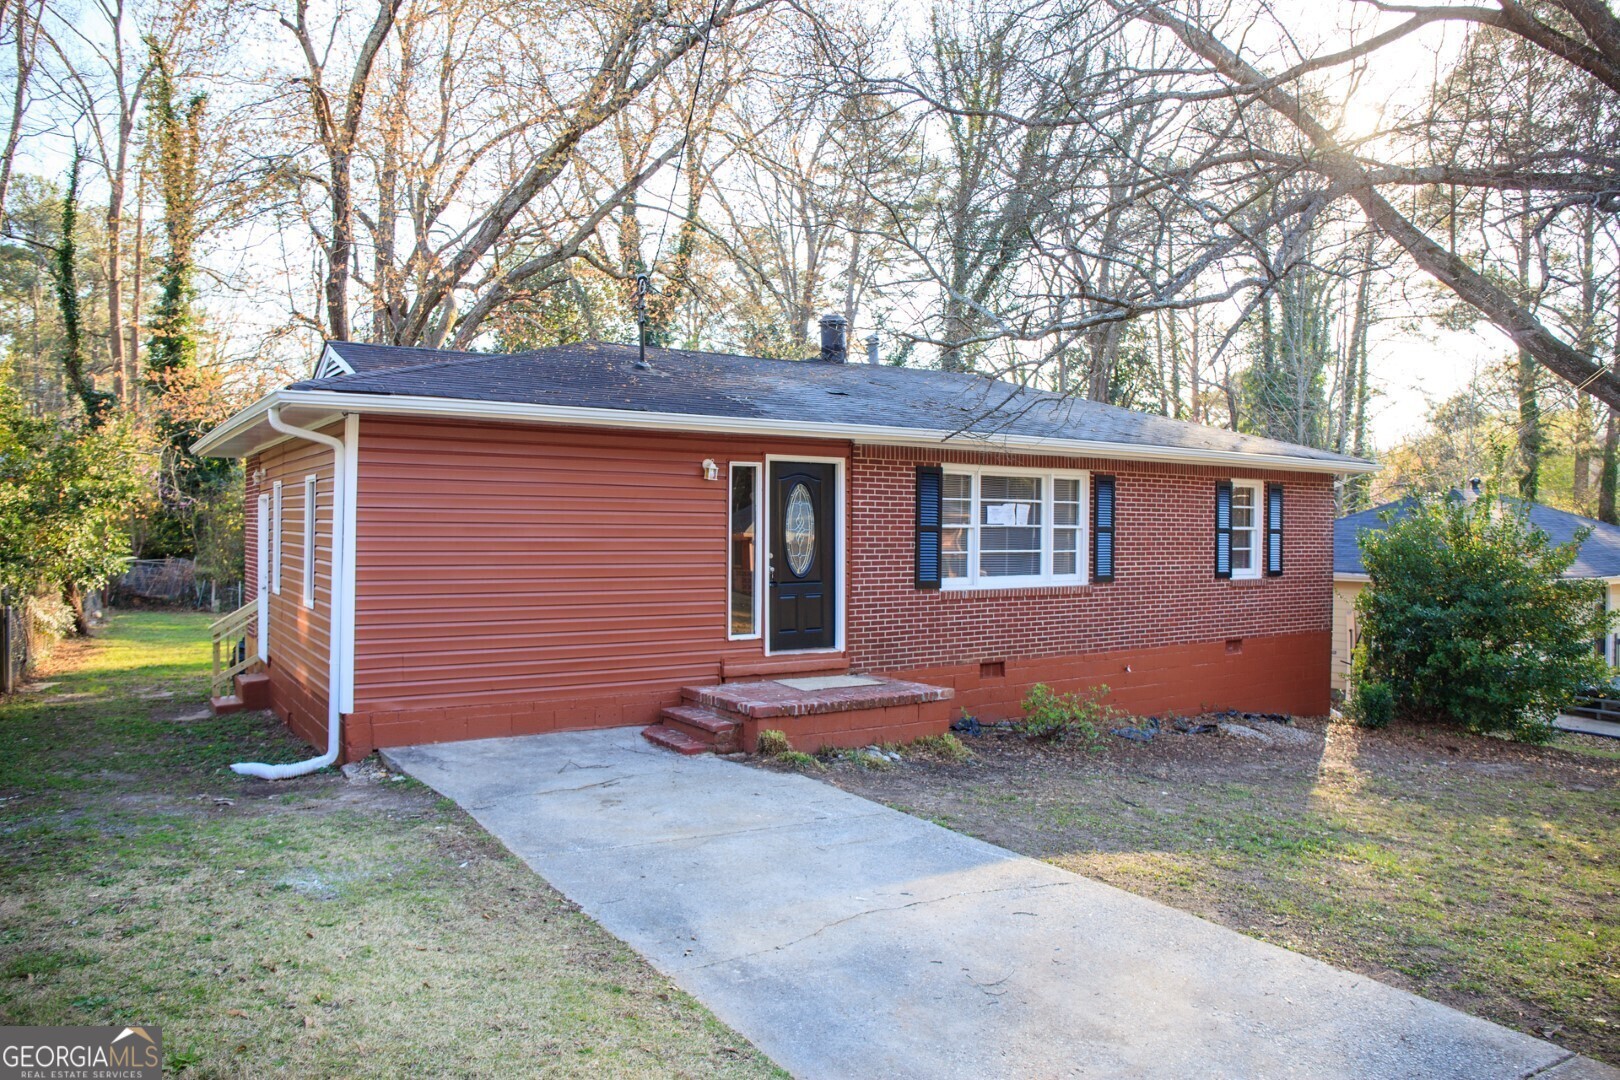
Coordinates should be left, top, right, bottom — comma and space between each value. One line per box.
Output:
846, 444, 1335, 719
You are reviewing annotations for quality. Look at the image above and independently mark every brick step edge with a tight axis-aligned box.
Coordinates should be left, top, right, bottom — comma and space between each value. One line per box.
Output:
210, 695, 245, 715
641, 724, 710, 755
660, 704, 738, 735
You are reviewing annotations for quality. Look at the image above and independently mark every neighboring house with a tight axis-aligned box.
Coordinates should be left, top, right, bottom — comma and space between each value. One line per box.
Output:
195, 319, 1375, 762
1332, 489, 1620, 692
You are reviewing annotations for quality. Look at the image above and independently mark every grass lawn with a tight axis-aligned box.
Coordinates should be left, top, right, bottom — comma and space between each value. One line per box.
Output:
0, 610, 782, 1078
794, 716, 1620, 1065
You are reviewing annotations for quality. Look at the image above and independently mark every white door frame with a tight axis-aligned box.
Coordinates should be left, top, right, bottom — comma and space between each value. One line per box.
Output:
762, 454, 847, 656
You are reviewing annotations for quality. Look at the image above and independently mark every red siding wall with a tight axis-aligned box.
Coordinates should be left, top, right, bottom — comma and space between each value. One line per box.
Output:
251, 414, 1337, 760
250, 427, 339, 750
844, 444, 1334, 719
345, 418, 848, 757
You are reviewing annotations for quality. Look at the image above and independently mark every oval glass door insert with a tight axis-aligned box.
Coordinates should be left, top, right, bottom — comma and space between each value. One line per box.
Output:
784, 483, 816, 576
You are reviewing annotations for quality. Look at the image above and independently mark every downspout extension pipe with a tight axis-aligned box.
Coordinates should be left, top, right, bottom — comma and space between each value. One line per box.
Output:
231, 405, 346, 780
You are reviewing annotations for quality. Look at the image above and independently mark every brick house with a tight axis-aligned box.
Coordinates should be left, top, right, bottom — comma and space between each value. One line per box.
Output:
194, 321, 1376, 768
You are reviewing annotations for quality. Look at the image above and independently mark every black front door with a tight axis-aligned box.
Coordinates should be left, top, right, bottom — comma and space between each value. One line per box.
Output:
769, 461, 836, 651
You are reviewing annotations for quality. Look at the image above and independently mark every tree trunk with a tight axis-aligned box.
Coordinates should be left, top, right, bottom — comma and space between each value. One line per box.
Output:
1602, 231, 1620, 523
1574, 208, 1599, 510
1515, 193, 1541, 499
127, 178, 143, 403
0, 0, 40, 221
64, 583, 90, 637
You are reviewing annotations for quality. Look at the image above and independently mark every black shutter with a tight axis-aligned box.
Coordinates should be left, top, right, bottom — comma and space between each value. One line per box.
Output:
1092, 475, 1116, 583
1214, 480, 1233, 579
1266, 483, 1284, 577
916, 465, 943, 590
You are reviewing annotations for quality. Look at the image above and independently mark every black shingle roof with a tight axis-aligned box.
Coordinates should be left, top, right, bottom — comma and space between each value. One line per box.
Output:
292, 341, 1371, 469
1335, 496, 1620, 578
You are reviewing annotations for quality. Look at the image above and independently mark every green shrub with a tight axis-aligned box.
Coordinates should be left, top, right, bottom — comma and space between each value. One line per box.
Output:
1355, 491, 1613, 742
910, 732, 970, 762
1016, 683, 1114, 744
755, 729, 792, 756
1348, 679, 1394, 729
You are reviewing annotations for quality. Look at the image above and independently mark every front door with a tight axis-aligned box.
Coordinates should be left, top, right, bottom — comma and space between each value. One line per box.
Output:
768, 461, 836, 651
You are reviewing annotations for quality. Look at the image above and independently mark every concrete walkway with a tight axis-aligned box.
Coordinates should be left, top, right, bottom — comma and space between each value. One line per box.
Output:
1557, 713, 1620, 739
384, 729, 1615, 1080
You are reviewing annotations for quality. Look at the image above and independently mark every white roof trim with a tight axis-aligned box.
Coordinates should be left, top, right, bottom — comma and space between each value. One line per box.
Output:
311, 345, 355, 381
194, 388, 1382, 475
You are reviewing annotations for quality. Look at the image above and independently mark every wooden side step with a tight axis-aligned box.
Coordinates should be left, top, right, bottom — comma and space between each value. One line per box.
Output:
640, 724, 710, 755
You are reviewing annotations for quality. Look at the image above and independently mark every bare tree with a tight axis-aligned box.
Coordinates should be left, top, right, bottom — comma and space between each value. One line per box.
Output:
266, 0, 778, 349
1127, 0, 1620, 411
0, 0, 44, 221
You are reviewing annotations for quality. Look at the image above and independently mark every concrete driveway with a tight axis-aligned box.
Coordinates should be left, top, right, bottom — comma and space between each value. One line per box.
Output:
383, 729, 1615, 1080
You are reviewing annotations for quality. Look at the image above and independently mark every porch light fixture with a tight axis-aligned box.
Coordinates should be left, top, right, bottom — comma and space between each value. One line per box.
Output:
702, 458, 719, 481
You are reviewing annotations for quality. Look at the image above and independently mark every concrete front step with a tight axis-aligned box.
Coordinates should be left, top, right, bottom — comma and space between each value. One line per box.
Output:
683, 676, 952, 720
640, 724, 710, 755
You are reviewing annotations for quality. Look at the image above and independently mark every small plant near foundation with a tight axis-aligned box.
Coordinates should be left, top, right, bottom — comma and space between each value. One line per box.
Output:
847, 748, 895, 771
755, 729, 791, 756
1348, 678, 1394, 730
909, 732, 970, 762
776, 750, 822, 771
1016, 683, 1114, 745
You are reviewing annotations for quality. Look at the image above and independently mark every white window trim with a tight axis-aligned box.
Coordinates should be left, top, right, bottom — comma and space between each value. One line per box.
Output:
941, 465, 1089, 590
727, 461, 764, 641
271, 481, 283, 595
255, 493, 270, 661
303, 474, 318, 609
1229, 479, 1262, 581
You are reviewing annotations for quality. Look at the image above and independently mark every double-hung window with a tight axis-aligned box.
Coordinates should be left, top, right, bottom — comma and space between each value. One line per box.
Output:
940, 468, 1087, 588
728, 463, 761, 638
1229, 480, 1261, 579
271, 481, 283, 595
303, 475, 318, 608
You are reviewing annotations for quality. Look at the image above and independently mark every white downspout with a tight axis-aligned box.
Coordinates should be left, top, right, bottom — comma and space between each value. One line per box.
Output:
232, 406, 347, 779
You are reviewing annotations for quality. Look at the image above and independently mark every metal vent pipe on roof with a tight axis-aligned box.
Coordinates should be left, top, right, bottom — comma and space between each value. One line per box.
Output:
819, 313, 847, 363
866, 332, 880, 365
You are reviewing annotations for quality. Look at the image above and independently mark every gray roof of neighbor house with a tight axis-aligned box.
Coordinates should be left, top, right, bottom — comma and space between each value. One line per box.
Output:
243, 340, 1370, 471
1335, 496, 1620, 578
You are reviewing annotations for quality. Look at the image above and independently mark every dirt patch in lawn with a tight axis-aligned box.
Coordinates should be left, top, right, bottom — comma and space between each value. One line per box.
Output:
1, 612, 782, 1078
776, 715, 1620, 1066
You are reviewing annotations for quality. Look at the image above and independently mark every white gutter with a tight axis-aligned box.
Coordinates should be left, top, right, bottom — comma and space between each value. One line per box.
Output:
231, 406, 347, 780
194, 388, 1381, 476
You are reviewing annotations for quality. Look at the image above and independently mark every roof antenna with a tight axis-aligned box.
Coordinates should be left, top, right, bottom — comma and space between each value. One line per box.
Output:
634, 273, 651, 369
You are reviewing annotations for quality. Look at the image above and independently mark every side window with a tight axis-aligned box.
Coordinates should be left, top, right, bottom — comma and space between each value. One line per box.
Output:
303, 476, 318, 608
271, 481, 283, 595
729, 464, 760, 635
1229, 481, 1260, 580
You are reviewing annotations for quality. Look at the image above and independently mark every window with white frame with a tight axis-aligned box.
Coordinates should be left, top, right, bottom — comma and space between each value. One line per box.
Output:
271, 481, 283, 595
727, 463, 760, 638
303, 475, 318, 608
1230, 480, 1260, 579
940, 468, 1087, 587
